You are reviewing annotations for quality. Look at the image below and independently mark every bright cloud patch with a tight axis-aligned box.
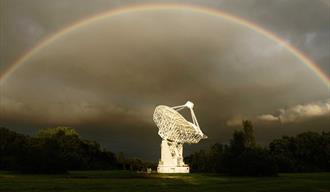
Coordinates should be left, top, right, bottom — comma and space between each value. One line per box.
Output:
257, 99, 330, 123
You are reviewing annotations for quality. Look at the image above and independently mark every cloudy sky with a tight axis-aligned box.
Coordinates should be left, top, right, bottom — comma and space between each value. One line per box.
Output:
0, 0, 329, 160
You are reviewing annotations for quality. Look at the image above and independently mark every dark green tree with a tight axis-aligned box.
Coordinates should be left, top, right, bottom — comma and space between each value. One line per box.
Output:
269, 131, 330, 172
0, 126, 119, 173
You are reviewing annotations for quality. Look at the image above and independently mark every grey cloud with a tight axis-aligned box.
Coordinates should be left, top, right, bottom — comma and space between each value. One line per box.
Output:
257, 114, 279, 122
257, 99, 330, 123
2, 11, 327, 126
1, 1, 329, 160
1, 0, 329, 76
226, 99, 330, 126
225, 115, 244, 127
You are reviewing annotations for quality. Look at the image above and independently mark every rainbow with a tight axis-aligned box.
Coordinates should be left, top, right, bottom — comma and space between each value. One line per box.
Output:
1, 3, 329, 87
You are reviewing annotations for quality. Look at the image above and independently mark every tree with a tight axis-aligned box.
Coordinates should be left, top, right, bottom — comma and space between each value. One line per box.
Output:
0, 126, 119, 173
242, 120, 256, 147
37, 127, 79, 138
269, 136, 296, 172
0, 127, 29, 170
269, 131, 330, 172
230, 120, 256, 154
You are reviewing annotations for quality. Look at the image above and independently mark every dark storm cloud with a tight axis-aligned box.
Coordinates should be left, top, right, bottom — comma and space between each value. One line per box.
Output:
0, 0, 329, 159
1, 0, 329, 75
213, 0, 330, 76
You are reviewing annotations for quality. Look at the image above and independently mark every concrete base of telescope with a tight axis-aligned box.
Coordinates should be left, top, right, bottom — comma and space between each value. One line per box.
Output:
157, 140, 190, 173
157, 165, 189, 173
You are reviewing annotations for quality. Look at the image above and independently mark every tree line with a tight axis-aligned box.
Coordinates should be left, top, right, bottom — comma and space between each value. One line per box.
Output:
0, 126, 155, 173
1, 123, 329, 175
185, 120, 330, 176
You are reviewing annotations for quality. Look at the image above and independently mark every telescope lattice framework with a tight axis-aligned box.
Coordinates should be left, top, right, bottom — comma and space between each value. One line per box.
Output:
153, 101, 207, 173
153, 101, 207, 144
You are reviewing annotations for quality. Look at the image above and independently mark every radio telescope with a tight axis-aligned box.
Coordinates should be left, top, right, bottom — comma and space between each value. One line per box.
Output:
153, 101, 207, 173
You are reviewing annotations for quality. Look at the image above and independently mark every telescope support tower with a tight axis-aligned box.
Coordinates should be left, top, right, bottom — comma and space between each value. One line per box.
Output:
157, 140, 189, 173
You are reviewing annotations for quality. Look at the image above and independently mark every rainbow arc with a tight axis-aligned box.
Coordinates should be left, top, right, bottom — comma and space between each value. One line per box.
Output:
1, 4, 329, 87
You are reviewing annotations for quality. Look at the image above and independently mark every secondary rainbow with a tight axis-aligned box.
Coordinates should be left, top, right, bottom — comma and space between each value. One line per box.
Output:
1, 3, 329, 87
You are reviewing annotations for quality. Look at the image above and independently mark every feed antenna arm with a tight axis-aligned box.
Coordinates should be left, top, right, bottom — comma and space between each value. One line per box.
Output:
172, 101, 205, 137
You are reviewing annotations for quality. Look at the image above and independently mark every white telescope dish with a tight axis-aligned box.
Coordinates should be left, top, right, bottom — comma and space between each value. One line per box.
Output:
153, 104, 207, 144
153, 101, 207, 173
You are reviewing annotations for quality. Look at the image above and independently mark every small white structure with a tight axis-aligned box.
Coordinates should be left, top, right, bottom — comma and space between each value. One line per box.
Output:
153, 101, 207, 173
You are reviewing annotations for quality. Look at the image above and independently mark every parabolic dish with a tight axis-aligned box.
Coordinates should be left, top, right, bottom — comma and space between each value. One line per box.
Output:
153, 105, 205, 144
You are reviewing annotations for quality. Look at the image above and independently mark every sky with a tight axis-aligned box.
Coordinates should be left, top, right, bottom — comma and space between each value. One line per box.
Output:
0, 0, 329, 160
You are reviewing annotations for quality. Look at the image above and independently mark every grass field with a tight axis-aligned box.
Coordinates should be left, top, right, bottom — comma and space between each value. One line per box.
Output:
0, 170, 329, 192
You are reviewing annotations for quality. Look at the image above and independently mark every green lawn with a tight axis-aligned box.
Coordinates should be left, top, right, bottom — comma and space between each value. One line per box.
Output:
0, 170, 329, 192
